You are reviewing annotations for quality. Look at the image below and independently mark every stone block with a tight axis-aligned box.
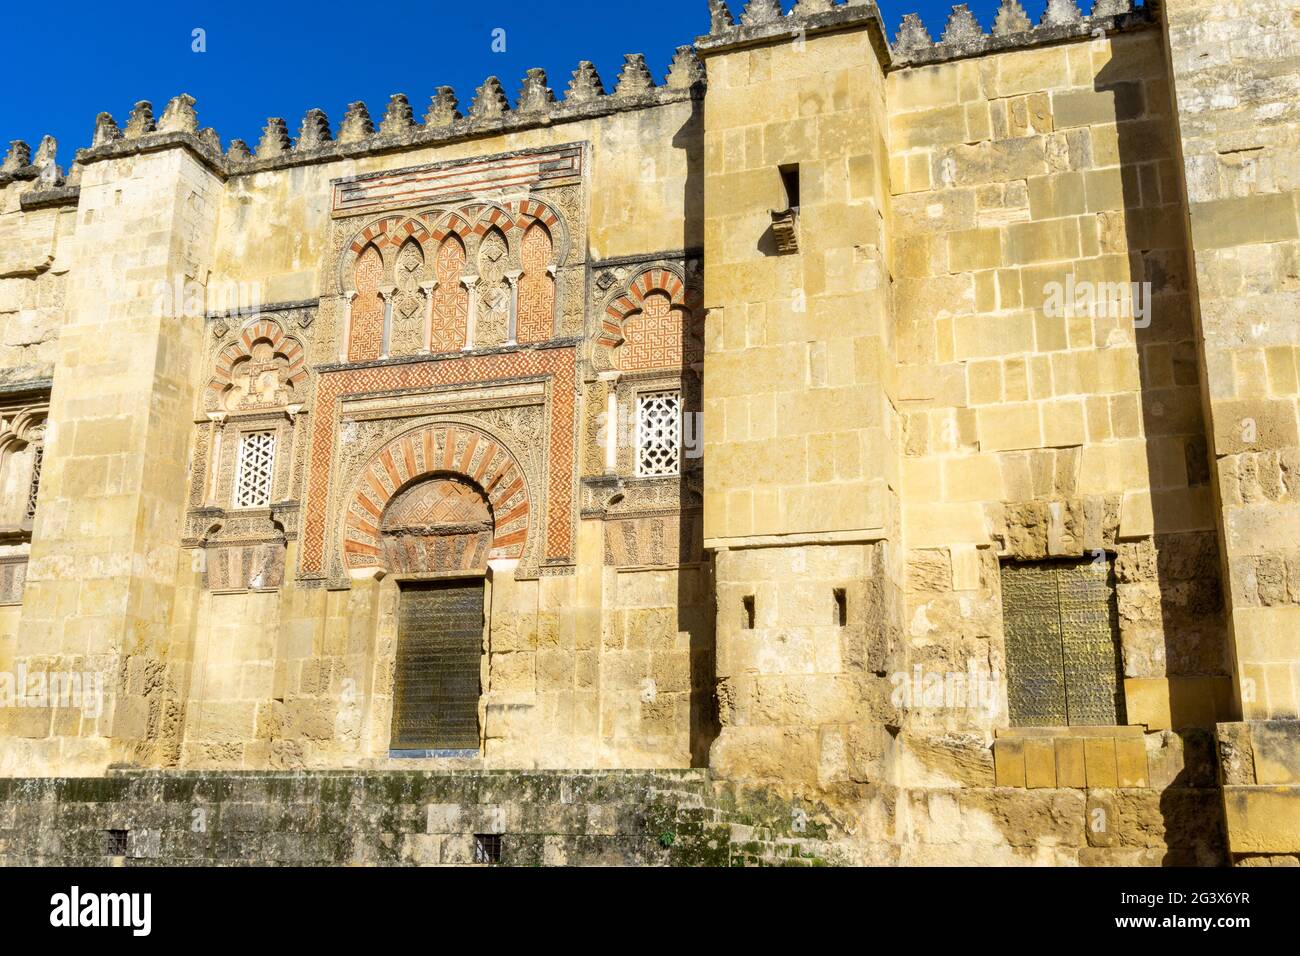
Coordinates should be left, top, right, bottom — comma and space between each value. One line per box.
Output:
1084, 737, 1119, 788
993, 738, 1026, 787
1024, 739, 1057, 788
1222, 786, 1300, 855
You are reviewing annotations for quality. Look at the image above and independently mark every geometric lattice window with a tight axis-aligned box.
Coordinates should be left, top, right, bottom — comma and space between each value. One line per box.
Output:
1001, 558, 1125, 728
233, 431, 276, 508
635, 390, 681, 478
24, 443, 42, 521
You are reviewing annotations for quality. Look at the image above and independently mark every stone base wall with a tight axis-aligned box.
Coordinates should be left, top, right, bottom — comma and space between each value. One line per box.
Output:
0, 770, 841, 867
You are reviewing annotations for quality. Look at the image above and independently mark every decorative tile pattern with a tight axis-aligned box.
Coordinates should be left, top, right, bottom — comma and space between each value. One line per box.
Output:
476, 228, 511, 347
621, 291, 683, 372
430, 236, 469, 352
343, 422, 531, 567
332, 144, 583, 214
349, 244, 385, 362
206, 316, 308, 410
517, 222, 554, 344
391, 238, 425, 355
302, 346, 576, 573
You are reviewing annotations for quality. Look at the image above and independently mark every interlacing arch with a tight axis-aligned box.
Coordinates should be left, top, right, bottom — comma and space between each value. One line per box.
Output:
207, 317, 307, 405
342, 422, 531, 569
599, 267, 688, 348
340, 216, 433, 288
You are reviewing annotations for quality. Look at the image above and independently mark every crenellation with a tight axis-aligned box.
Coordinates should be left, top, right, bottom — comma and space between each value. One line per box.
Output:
891, 0, 1152, 67
740, 0, 783, 27
295, 108, 333, 151
469, 76, 511, 119
940, 4, 985, 47
123, 100, 155, 138
894, 13, 934, 55
227, 138, 252, 163
517, 68, 556, 114
198, 127, 222, 157
255, 117, 292, 159
158, 93, 200, 134
378, 94, 416, 137
425, 86, 462, 127
91, 111, 120, 148
565, 61, 606, 103
992, 0, 1032, 36
1, 140, 30, 173
707, 0, 735, 33
666, 45, 706, 89
613, 54, 655, 98
1040, 0, 1083, 27
338, 102, 375, 143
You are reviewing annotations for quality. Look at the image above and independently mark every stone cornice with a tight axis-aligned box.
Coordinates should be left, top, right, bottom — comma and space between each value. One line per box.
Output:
69, 71, 704, 184
696, 1, 893, 68
891, 0, 1154, 69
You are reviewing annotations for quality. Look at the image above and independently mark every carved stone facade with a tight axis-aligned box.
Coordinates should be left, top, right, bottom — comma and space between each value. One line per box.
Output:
1, 0, 1298, 867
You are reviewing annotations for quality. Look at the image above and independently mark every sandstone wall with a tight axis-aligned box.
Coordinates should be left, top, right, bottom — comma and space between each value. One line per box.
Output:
1161, 0, 1300, 863
699, 10, 906, 800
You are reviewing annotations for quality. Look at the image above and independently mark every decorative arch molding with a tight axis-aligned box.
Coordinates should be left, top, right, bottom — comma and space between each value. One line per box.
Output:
426, 209, 477, 245
338, 215, 434, 290
598, 266, 690, 348
206, 316, 307, 411
342, 422, 532, 570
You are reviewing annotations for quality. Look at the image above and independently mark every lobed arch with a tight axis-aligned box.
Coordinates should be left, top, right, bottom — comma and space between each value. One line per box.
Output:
207, 316, 307, 406
597, 266, 690, 349
338, 216, 434, 290
342, 422, 532, 570
426, 209, 477, 246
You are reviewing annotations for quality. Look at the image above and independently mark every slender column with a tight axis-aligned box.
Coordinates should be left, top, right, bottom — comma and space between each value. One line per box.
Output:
505, 270, 522, 346
461, 274, 480, 351
420, 280, 438, 352
339, 290, 357, 362
378, 285, 396, 359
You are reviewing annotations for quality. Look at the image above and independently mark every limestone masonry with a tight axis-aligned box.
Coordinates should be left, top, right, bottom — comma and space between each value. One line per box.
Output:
0, 0, 1298, 865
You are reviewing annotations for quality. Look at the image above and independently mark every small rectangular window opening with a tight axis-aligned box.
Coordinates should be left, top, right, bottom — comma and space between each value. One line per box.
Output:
474, 833, 502, 864
834, 588, 847, 627
742, 595, 755, 630
105, 829, 129, 856
779, 164, 800, 210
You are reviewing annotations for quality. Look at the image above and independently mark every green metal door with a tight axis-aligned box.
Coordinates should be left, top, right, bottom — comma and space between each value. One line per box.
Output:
1002, 558, 1124, 727
391, 580, 484, 751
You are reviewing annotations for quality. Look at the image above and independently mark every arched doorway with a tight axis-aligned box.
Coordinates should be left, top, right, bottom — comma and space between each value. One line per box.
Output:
380, 474, 494, 575
382, 474, 494, 754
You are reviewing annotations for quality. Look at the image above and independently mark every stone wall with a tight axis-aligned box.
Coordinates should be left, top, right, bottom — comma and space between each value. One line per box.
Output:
0, 0, 1296, 865
0, 769, 842, 866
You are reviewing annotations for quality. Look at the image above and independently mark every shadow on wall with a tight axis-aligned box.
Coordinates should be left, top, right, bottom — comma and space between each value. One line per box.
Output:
1096, 44, 1229, 864
673, 97, 719, 768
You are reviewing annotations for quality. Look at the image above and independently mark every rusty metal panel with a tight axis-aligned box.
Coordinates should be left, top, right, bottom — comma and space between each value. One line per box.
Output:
391, 580, 484, 751
1002, 562, 1068, 726
1002, 558, 1123, 727
1058, 559, 1124, 726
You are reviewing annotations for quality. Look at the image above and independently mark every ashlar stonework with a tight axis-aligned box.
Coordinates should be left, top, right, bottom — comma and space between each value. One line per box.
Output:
0, 0, 1297, 866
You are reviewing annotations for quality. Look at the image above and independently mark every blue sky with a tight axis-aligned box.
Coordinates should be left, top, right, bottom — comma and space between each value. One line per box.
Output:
2, 1, 1132, 163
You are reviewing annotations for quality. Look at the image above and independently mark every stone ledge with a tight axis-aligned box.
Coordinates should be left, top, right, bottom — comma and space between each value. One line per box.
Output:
73, 83, 701, 183
1222, 785, 1300, 855
18, 184, 79, 211
891, 2, 1155, 69
696, 1, 893, 67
